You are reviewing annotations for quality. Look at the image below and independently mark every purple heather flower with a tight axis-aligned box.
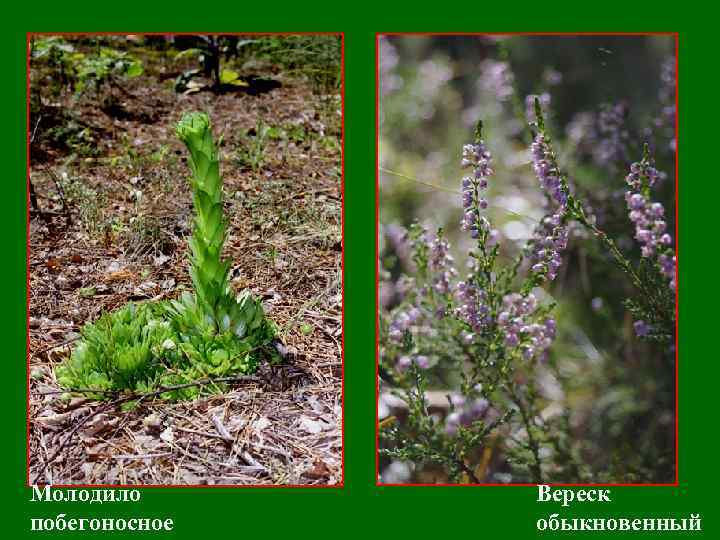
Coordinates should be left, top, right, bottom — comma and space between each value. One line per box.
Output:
459, 398, 489, 426
633, 320, 651, 337
388, 306, 425, 343
414, 355, 430, 369
429, 235, 453, 271
531, 134, 567, 209
649, 202, 664, 217
434, 271, 454, 296
462, 143, 493, 177
449, 392, 466, 408
396, 354, 430, 372
658, 254, 677, 291
625, 159, 676, 291
626, 161, 662, 191
543, 68, 563, 86
462, 189, 473, 207
445, 396, 491, 435
479, 59, 515, 102
629, 193, 645, 210
445, 411, 461, 435
388, 313, 410, 342
487, 229, 500, 246
594, 102, 629, 168
455, 281, 489, 332
497, 293, 555, 361
635, 229, 651, 243
544, 318, 556, 337
657, 56, 677, 152
566, 111, 596, 150
527, 212, 569, 282
396, 355, 412, 371
425, 233, 457, 296
460, 140, 494, 238
461, 210, 477, 231
379, 38, 402, 97
591, 297, 604, 312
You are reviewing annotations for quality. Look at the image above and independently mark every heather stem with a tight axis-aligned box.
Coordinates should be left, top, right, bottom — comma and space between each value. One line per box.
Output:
571, 203, 668, 321
458, 459, 481, 484
507, 382, 543, 483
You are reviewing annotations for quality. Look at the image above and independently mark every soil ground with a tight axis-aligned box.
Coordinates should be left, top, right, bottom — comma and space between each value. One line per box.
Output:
28, 37, 343, 485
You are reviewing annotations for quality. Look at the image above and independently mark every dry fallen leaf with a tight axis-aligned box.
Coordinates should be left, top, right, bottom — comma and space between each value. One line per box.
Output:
254, 417, 271, 432
36, 411, 75, 427
299, 416, 323, 434
143, 413, 163, 434
46, 257, 62, 271
82, 414, 119, 437
85, 443, 108, 462
303, 459, 330, 480
159, 426, 174, 443
105, 269, 134, 282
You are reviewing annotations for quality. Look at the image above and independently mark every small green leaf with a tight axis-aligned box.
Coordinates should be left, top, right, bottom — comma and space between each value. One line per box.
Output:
219, 69, 240, 84
78, 287, 96, 298
219, 69, 248, 86
121, 400, 139, 412
300, 323, 313, 336
126, 61, 143, 78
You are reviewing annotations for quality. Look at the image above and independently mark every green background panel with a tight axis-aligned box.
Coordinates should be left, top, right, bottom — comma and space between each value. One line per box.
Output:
1, 3, 711, 538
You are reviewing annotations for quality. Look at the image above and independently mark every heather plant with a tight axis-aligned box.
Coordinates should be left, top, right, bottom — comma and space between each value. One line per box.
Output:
379, 37, 676, 484
57, 112, 277, 399
380, 119, 569, 483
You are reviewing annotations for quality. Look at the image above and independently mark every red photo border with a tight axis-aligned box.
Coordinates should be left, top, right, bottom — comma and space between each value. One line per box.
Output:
374, 31, 679, 488
25, 31, 346, 489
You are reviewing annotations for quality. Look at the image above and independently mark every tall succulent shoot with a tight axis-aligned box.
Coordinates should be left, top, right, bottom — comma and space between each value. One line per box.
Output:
175, 112, 234, 331
170, 112, 274, 368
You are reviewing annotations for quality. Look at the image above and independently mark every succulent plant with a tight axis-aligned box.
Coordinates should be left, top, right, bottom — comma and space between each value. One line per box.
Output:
57, 112, 276, 397
55, 302, 178, 394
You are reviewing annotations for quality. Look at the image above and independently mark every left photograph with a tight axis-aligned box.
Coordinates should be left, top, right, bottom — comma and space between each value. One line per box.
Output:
27, 33, 343, 486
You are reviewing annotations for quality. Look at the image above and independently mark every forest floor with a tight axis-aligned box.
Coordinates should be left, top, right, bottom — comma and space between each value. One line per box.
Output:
28, 41, 343, 485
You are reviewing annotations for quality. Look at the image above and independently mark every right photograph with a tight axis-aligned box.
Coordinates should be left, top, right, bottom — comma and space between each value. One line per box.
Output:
376, 33, 677, 485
